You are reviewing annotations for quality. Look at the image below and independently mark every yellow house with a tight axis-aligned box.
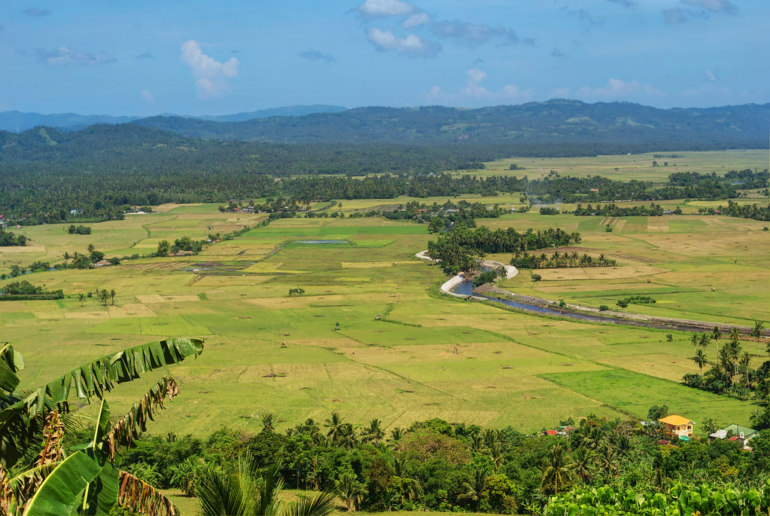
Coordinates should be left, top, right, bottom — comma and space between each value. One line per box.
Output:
658, 415, 694, 437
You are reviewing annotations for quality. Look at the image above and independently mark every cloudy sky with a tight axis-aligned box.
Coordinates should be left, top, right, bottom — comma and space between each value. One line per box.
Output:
0, 0, 767, 115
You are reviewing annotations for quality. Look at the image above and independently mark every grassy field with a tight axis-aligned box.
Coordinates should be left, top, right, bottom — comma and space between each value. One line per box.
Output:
2, 152, 768, 439
459, 149, 769, 181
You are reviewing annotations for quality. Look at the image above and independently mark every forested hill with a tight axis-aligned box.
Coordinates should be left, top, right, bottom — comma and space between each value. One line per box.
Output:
3, 122, 744, 179
0, 105, 347, 132
131, 100, 770, 146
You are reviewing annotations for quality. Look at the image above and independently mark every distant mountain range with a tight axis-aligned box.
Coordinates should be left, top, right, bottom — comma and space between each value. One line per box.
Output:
1, 100, 767, 149
0, 105, 347, 132
130, 100, 770, 146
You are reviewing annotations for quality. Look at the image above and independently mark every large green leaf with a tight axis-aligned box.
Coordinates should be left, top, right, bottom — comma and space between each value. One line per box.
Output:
82, 461, 120, 516
0, 344, 23, 394
21, 452, 102, 516
1, 338, 203, 469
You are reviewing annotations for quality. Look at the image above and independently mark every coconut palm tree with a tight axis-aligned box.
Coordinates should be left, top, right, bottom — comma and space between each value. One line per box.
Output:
691, 333, 699, 348
740, 351, 752, 386
324, 412, 345, 444
335, 471, 366, 512
389, 427, 404, 444
197, 457, 336, 516
596, 443, 619, 478
78, 292, 86, 306
571, 446, 595, 483
541, 444, 574, 495
459, 468, 489, 512
752, 322, 765, 355
712, 326, 723, 343
362, 418, 385, 445
692, 348, 708, 374
469, 433, 485, 453
262, 413, 276, 432
699, 333, 711, 350
729, 327, 741, 343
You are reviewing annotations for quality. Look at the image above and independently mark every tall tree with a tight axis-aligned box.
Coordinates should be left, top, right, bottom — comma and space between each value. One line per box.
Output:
692, 348, 708, 374
541, 444, 574, 495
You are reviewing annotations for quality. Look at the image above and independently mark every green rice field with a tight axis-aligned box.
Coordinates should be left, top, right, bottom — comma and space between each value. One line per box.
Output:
2, 150, 768, 438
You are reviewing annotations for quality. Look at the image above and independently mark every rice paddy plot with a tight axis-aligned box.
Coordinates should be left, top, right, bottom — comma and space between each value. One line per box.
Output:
541, 368, 758, 434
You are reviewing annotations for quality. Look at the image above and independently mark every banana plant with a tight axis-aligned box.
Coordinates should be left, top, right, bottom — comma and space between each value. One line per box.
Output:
543, 481, 770, 515
0, 338, 203, 516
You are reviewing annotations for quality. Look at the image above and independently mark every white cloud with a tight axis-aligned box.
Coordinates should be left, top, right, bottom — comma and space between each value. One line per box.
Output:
429, 68, 532, 103
356, 0, 416, 18
553, 87, 571, 97
577, 78, 666, 99
180, 40, 239, 98
366, 28, 440, 57
403, 12, 431, 28
704, 69, 717, 82
141, 90, 155, 104
35, 47, 116, 66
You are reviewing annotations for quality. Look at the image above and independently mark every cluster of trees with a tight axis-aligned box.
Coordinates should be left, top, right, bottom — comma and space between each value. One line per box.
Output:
573, 203, 673, 217
0, 279, 64, 300
115, 409, 770, 515
683, 324, 768, 400
156, 236, 205, 257
539, 207, 560, 215
701, 200, 770, 222
61, 244, 118, 269
4, 147, 764, 227
0, 228, 26, 246
382, 200, 505, 228
67, 224, 92, 234
510, 251, 616, 270
428, 225, 580, 274
624, 296, 656, 305
670, 169, 769, 190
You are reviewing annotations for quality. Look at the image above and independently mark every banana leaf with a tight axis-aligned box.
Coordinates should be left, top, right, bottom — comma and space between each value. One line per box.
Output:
21, 452, 101, 516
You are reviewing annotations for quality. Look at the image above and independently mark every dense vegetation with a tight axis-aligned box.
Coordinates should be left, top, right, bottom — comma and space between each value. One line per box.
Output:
67, 224, 91, 234
701, 200, 770, 222
573, 203, 670, 217
428, 225, 580, 274
0, 279, 63, 300
1, 119, 767, 225
0, 228, 27, 246
131, 100, 770, 146
510, 251, 616, 270
683, 325, 769, 402
114, 410, 770, 515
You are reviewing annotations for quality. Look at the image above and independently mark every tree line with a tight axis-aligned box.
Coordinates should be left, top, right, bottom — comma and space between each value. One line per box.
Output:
428, 225, 580, 274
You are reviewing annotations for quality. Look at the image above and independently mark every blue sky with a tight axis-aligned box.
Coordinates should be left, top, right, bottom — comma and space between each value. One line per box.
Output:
0, 0, 767, 115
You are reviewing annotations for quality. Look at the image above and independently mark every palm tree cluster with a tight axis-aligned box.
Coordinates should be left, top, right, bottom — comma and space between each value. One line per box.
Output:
540, 424, 631, 495
197, 457, 336, 516
510, 250, 616, 269
684, 323, 770, 399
